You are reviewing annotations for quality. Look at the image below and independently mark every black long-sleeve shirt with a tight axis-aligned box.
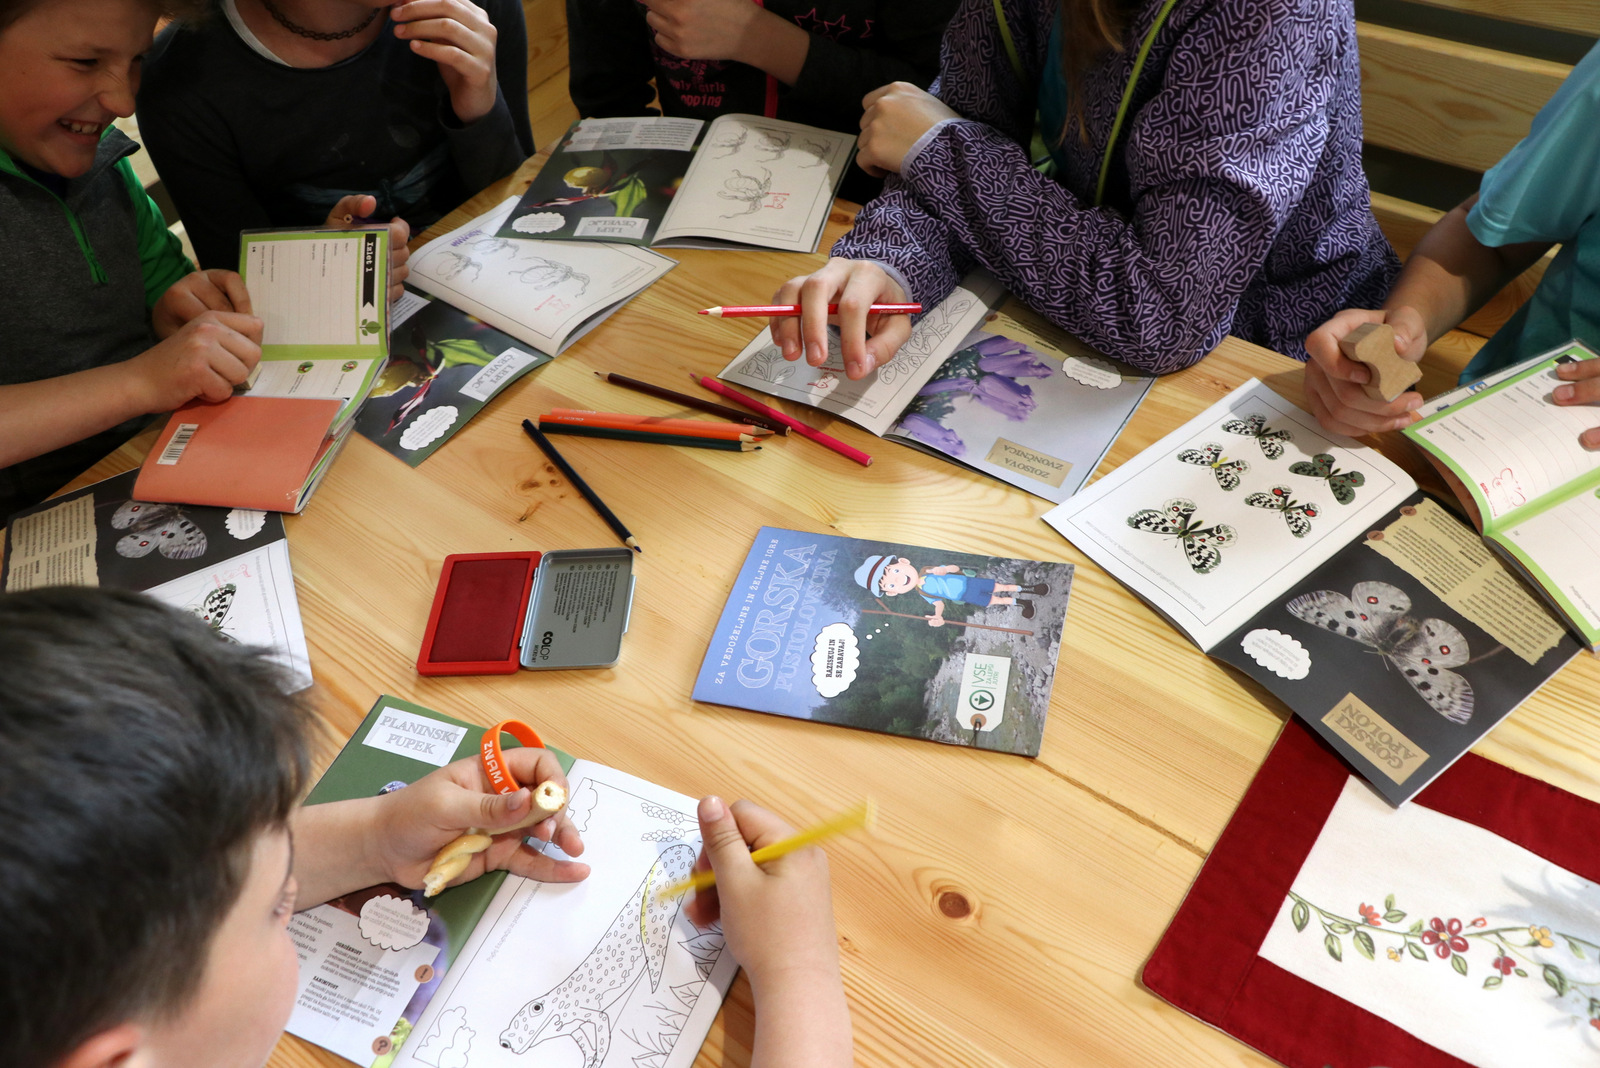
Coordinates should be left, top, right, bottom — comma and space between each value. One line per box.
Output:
138, 2, 533, 269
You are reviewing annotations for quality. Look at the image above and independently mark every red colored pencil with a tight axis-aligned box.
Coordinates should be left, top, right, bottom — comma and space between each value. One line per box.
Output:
691, 375, 872, 467
699, 303, 922, 318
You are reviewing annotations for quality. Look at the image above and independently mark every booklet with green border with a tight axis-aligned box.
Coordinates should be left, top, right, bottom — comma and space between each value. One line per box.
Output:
1405, 339, 1600, 649
237, 227, 391, 436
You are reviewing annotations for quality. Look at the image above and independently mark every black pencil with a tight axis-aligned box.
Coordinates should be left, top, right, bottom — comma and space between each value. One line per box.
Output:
520, 419, 641, 553
595, 371, 789, 435
539, 423, 760, 451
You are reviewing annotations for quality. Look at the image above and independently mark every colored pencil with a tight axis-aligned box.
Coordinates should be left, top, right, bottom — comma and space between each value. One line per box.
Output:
699, 304, 922, 318
656, 799, 876, 899
519, 420, 641, 553
538, 423, 760, 451
595, 371, 789, 435
692, 375, 873, 467
546, 410, 772, 439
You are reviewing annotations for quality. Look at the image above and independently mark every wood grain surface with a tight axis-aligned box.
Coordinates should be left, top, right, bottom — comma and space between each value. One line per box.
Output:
1400, 0, 1600, 37
49, 155, 1600, 1068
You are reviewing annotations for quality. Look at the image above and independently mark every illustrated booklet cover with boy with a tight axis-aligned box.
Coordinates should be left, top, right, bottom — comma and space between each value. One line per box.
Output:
355, 290, 552, 466
1044, 380, 1581, 804
290, 697, 737, 1068
0, 469, 312, 690
692, 527, 1075, 756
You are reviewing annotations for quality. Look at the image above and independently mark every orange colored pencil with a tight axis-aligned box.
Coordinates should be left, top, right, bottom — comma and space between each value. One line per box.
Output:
546, 410, 772, 438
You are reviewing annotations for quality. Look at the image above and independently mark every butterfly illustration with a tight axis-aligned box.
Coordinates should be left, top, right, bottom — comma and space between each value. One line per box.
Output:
1245, 485, 1322, 537
1287, 581, 1473, 724
1176, 442, 1249, 491
189, 584, 238, 641
1221, 413, 1294, 460
1126, 498, 1238, 574
1288, 453, 1366, 505
111, 500, 207, 560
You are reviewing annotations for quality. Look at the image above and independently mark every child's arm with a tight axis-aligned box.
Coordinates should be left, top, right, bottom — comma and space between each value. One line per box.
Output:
685, 797, 853, 1068
288, 746, 588, 910
0, 312, 262, 468
1303, 195, 1552, 436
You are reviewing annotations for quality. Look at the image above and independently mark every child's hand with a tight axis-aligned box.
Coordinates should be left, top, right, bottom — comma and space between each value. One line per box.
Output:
684, 797, 840, 991
1553, 360, 1600, 450
324, 195, 412, 303
1304, 307, 1428, 436
373, 747, 589, 893
772, 258, 912, 380
128, 311, 262, 411
152, 269, 253, 339
392, 0, 500, 125
640, 0, 762, 62
857, 81, 959, 178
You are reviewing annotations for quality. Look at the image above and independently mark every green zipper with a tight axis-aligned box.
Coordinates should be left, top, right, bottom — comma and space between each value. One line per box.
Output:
0, 148, 110, 284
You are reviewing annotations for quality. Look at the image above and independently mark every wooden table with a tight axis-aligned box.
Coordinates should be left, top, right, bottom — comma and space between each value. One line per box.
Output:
69, 156, 1600, 1068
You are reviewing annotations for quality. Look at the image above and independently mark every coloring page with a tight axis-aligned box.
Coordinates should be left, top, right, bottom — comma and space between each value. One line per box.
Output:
396, 762, 737, 1068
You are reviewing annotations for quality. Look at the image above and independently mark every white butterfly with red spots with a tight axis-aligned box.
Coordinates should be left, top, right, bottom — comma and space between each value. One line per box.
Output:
110, 500, 207, 560
1287, 581, 1473, 723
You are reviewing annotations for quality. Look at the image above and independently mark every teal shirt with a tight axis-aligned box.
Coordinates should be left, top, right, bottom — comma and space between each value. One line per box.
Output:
1462, 40, 1600, 382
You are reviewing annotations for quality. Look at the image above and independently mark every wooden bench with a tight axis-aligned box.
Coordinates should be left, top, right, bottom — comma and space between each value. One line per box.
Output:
1355, 2, 1598, 385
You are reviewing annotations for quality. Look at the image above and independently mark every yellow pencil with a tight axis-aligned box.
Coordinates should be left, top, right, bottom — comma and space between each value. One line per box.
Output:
657, 799, 876, 899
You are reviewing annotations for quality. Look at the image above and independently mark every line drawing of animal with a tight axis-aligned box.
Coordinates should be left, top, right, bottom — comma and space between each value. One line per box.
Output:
752, 128, 791, 162
709, 129, 747, 158
799, 138, 831, 167
498, 844, 698, 1065
111, 499, 207, 560
717, 168, 773, 218
510, 255, 591, 295
428, 250, 482, 283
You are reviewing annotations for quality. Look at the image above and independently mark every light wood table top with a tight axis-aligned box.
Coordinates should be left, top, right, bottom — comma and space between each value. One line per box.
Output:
68, 155, 1600, 1068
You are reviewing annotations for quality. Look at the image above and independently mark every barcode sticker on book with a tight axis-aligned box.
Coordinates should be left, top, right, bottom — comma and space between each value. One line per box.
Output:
157, 423, 199, 465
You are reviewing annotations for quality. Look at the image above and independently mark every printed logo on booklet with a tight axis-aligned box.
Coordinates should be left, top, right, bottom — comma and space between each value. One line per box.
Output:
1322, 694, 1429, 784
957, 654, 1011, 731
362, 707, 469, 766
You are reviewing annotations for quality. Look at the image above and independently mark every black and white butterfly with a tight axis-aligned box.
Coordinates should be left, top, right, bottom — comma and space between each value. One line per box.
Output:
1221, 413, 1294, 460
1176, 442, 1249, 491
189, 584, 238, 641
111, 500, 207, 560
1245, 485, 1322, 537
1127, 498, 1238, 574
1288, 453, 1366, 505
1287, 581, 1473, 724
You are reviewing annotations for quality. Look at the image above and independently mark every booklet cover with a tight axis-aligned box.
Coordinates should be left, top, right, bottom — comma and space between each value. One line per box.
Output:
1, 469, 312, 690
496, 114, 855, 253
692, 527, 1074, 756
355, 291, 552, 466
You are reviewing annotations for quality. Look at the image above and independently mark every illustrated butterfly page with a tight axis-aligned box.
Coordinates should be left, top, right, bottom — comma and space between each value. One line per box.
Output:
1221, 413, 1293, 460
1245, 485, 1321, 537
1176, 442, 1249, 491
1287, 580, 1473, 723
189, 583, 239, 642
1288, 453, 1365, 505
111, 500, 207, 560
1127, 498, 1238, 574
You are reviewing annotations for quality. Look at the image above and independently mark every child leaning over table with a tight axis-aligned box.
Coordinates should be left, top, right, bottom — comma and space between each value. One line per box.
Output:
1303, 37, 1600, 450
0, 586, 854, 1068
0, 0, 265, 522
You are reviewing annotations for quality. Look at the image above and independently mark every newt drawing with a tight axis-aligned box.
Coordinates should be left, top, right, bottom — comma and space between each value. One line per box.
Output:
752, 128, 791, 162
509, 255, 591, 295
718, 168, 774, 217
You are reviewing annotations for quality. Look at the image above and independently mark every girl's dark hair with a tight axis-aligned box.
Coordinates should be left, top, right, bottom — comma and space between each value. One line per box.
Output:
1058, 0, 1135, 141
0, 588, 311, 1068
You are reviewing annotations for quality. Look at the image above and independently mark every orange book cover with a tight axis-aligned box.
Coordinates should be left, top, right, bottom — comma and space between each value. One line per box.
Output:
134, 396, 343, 512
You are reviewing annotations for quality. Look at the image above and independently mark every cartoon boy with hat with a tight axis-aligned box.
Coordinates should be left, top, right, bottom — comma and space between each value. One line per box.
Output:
853, 554, 1049, 626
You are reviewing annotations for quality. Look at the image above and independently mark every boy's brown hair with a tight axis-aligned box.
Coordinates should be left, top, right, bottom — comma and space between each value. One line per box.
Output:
0, 0, 211, 33
0, 588, 311, 1068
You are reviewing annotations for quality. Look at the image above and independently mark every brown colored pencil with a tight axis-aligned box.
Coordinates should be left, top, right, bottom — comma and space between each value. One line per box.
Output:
594, 371, 789, 435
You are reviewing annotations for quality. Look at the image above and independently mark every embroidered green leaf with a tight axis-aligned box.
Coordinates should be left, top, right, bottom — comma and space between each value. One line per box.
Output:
1353, 930, 1375, 961
1385, 894, 1395, 911
1567, 938, 1586, 960
1324, 934, 1343, 962
1408, 942, 1427, 960
1544, 964, 1569, 997
1514, 968, 1527, 977
1409, 920, 1424, 935
1483, 976, 1503, 990
1328, 922, 1353, 935
1452, 953, 1468, 977
1292, 901, 1310, 933
1384, 910, 1407, 924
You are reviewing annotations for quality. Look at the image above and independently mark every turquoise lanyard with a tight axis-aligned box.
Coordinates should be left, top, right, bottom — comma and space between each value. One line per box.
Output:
992, 0, 1180, 206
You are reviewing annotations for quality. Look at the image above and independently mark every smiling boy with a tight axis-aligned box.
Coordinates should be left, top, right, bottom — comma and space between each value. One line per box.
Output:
0, 0, 266, 521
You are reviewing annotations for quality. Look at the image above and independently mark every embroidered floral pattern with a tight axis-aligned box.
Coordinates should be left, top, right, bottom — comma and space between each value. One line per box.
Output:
1286, 890, 1600, 1024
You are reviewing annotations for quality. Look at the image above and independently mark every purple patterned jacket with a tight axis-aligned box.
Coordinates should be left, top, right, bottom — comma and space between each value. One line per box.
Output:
832, 0, 1399, 372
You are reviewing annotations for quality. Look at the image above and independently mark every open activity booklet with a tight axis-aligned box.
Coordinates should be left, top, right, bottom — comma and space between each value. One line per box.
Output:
408, 196, 675, 356
1043, 380, 1581, 805
1403, 339, 1600, 650
286, 697, 736, 1068
495, 114, 855, 253
717, 273, 1155, 502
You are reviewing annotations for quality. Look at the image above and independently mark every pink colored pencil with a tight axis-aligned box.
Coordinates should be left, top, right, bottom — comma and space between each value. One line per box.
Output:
691, 375, 873, 467
698, 303, 922, 318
